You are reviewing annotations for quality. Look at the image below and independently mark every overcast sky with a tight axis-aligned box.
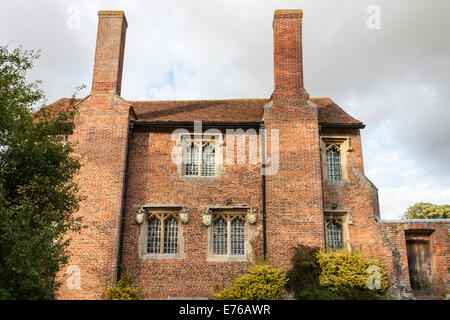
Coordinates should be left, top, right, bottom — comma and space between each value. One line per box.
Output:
1, 0, 449, 219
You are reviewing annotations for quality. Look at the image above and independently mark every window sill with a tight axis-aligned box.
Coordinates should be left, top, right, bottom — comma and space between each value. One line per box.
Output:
140, 253, 185, 260
207, 254, 247, 263
180, 175, 221, 182
324, 179, 350, 183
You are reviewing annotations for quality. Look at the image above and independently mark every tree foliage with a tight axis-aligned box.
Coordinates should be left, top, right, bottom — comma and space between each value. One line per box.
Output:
404, 202, 449, 219
0, 45, 84, 299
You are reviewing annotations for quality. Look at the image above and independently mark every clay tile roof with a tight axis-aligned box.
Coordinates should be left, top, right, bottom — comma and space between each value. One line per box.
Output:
39, 96, 363, 127
311, 97, 363, 127
129, 99, 268, 122
32, 97, 81, 123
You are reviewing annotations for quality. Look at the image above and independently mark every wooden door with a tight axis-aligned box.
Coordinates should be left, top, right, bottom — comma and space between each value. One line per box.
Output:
406, 241, 434, 296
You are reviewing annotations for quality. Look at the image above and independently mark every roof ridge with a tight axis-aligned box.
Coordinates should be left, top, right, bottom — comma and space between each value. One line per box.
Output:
127, 98, 270, 103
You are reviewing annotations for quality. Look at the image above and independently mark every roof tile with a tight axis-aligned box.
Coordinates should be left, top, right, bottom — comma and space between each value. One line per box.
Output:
41, 97, 363, 126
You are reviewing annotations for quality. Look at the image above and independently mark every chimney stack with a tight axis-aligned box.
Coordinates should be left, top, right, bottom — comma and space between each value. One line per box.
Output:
272, 9, 308, 100
92, 11, 127, 96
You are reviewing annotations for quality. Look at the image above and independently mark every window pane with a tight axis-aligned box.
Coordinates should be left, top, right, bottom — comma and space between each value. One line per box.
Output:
231, 218, 245, 255
185, 141, 199, 176
163, 216, 178, 254
213, 217, 227, 254
326, 148, 342, 181
201, 142, 215, 176
327, 219, 342, 251
147, 217, 161, 254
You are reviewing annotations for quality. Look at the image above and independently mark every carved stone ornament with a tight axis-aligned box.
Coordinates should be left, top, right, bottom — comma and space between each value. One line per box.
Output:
247, 208, 257, 224
202, 209, 212, 226
135, 207, 145, 225
180, 207, 190, 224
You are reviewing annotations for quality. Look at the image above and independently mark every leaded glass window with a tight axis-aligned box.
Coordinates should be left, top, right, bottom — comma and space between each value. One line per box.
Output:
212, 212, 246, 256
184, 141, 199, 176
147, 217, 161, 254
326, 217, 343, 251
182, 135, 217, 176
147, 211, 179, 254
231, 218, 245, 255
213, 217, 227, 255
326, 144, 342, 181
201, 141, 216, 176
163, 216, 178, 254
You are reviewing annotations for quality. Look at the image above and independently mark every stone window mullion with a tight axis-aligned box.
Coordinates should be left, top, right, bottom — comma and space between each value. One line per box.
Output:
227, 216, 231, 256
159, 214, 166, 254
197, 138, 203, 176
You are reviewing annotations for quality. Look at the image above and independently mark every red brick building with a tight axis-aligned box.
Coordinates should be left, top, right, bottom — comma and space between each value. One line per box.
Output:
49, 10, 449, 299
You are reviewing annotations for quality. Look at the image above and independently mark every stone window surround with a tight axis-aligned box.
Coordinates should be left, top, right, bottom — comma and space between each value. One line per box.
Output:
206, 206, 255, 263
138, 205, 186, 260
320, 136, 351, 181
175, 132, 224, 180
324, 209, 351, 251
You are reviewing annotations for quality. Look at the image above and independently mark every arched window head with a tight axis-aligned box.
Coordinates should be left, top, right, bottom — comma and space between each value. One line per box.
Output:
146, 212, 180, 255
213, 216, 227, 255
326, 217, 343, 251
211, 212, 247, 257
182, 135, 218, 176
230, 217, 245, 255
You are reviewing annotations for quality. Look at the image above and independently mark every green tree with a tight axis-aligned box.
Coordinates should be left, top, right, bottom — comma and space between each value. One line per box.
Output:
0, 45, 84, 299
404, 202, 449, 219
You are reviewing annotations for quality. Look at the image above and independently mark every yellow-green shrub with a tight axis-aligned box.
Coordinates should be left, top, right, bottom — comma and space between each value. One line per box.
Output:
316, 250, 388, 298
214, 262, 287, 300
106, 272, 141, 300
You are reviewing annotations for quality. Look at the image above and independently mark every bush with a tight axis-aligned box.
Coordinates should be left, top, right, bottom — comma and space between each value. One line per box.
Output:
106, 272, 141, 300
214, 261, 287, 300
286, 245, 342, 300
317, 250, 388, 299
286, 245, 388, 300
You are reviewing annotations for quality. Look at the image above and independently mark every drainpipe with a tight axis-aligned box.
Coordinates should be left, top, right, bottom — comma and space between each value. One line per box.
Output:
117, 121, 134, 282
261, 124, 267, 260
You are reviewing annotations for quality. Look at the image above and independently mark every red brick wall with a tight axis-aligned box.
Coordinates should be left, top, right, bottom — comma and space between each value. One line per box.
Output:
380, 221, 450, 297
121, 127, 264, 298
56, 94, 133, 299
56, 11, 131, 299
319, 127, 404, 295
320, 126, 449, 298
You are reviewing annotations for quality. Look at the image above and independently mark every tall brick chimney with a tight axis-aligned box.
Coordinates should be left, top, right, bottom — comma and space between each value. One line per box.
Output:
92, 11, 127, 96
272, 9, 308, 100
264, 9, 324, 267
